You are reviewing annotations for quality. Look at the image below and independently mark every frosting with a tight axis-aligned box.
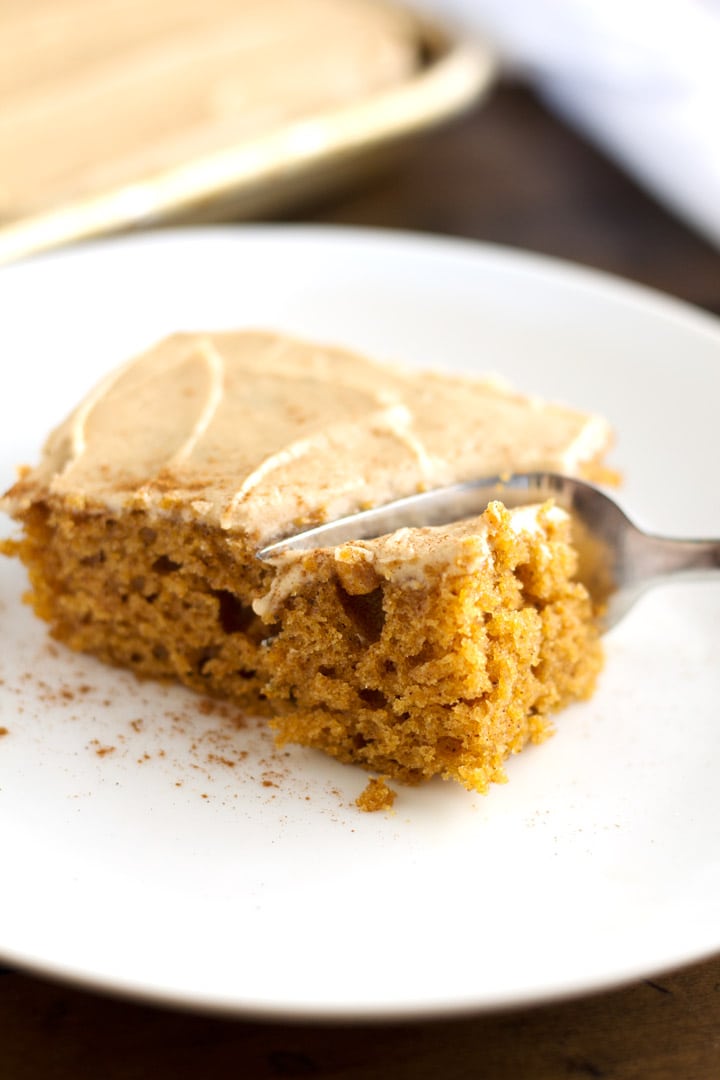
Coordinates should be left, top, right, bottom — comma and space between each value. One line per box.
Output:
4, 330, 612, 545
252, 502, 569, 619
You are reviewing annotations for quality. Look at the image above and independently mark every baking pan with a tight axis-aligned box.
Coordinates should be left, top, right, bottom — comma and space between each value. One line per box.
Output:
0, 0, 495, 264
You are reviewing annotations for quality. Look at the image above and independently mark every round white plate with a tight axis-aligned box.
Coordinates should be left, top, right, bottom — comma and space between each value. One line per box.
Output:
1, 227, 719, 1020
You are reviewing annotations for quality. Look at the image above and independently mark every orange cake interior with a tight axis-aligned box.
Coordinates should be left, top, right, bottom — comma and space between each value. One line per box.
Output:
1, 330, 612, 793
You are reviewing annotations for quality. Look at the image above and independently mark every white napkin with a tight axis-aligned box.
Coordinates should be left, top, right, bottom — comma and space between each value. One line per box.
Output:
412, 0, 720, 249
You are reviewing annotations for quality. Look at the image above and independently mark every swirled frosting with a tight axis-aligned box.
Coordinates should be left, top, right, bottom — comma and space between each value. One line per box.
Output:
3, 330, 612, 545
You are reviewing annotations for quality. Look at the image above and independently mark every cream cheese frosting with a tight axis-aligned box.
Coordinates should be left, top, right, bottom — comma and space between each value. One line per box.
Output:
252, 501, 569, 619
3, 330, 612, 545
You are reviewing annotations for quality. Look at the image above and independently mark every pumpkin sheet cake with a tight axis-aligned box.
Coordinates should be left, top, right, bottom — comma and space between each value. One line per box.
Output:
1, 331, 611, 793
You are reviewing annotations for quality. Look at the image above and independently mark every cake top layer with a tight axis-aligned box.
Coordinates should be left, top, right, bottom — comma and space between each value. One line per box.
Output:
253, 500, 569, 619
3, 330, 611, 544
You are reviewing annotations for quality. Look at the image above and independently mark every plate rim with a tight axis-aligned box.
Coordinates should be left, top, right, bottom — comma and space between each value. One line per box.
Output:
5, 221, 720, 342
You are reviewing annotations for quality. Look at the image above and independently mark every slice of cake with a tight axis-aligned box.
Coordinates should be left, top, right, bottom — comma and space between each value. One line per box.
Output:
1, 330, 611, 793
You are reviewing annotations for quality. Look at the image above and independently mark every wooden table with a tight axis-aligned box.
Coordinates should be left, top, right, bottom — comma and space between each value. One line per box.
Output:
3, 83, 720, 1079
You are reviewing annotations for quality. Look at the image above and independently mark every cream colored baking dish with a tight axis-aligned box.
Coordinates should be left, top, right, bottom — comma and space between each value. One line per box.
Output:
0, 0, 494, 265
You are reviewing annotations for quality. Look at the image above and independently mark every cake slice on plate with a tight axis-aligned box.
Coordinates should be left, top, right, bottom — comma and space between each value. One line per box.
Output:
1, 330, 611, 792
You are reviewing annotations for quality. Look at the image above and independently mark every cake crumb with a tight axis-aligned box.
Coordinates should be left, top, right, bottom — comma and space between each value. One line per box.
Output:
88, 738, 116, 757
355, 776, 396, 812
0, 727, 9, 737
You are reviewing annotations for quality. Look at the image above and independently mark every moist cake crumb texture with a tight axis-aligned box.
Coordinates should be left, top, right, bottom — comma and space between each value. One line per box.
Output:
1, 330, 611, 795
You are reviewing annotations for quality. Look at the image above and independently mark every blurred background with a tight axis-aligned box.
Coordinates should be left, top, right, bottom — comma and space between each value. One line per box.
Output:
1, 0, 719, 313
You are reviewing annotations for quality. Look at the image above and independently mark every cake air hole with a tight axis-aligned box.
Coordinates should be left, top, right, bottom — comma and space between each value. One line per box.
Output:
335, 583, 385, 643
194, 645, 220, 674
152, 554, 181, 575
358, 688, 388, 709
407, 642, 435, 667
214, 589, 258, 635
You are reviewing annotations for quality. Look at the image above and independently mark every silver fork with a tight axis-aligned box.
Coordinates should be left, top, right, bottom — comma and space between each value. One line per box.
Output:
257, 473, 720, 631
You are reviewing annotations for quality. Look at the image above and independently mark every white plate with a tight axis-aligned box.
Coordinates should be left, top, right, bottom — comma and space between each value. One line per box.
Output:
1, 227, 719, 1020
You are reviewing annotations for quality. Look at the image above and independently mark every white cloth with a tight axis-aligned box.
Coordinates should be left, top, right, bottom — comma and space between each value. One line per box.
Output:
412, 0, 720, 249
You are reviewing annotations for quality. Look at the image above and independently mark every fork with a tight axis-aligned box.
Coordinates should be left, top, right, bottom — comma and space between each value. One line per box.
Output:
257, 473, 720, 631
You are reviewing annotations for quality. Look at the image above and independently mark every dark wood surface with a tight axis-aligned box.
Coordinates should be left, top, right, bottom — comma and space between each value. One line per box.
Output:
302, 81, 720, 315
3, 82, 720, 1079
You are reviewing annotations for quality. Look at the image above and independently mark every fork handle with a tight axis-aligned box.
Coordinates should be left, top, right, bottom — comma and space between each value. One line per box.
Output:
634, 534, 720, 584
